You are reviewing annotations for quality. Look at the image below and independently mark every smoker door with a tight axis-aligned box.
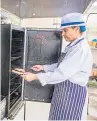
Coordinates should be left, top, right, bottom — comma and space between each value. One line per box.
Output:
1, 24, 11, 97
23, 29, 62, 102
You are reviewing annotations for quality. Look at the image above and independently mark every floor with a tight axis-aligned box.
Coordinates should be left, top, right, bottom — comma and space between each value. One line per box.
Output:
87, 115, 97, 120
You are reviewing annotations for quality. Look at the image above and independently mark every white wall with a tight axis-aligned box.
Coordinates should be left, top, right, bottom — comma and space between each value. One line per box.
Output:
91, 49, 97, 65
86, 14, 97, 65
84, 14, 97, 29
21, 14, 97, 29
21, 17, 61, 28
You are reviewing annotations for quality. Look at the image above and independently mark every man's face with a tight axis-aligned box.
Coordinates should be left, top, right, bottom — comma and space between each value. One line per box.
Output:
61, 26, 80, 42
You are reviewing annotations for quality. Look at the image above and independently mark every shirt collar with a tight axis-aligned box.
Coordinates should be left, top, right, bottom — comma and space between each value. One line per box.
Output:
66, 35, 84, 48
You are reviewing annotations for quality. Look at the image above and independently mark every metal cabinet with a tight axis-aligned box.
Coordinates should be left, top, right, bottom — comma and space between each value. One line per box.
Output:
1, 24, 62, 119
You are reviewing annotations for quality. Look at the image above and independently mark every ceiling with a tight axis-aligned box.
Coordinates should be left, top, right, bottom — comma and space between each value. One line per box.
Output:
1, 0, 93, 18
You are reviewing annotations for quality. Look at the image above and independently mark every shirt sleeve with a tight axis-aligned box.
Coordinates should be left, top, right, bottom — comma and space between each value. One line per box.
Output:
36, 48, 84, 86
43, 63, 58, 72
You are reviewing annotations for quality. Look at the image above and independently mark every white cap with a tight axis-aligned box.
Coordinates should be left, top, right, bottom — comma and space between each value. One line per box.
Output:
60, 13, 86, 30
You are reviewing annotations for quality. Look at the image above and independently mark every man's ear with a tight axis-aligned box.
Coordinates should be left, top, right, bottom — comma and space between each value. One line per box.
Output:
72, 26, 79, 31
75, 26, 80, 31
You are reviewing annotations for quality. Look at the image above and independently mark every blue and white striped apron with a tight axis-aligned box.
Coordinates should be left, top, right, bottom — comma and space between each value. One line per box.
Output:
49, 38, 87, 120
49, 80, 87, 120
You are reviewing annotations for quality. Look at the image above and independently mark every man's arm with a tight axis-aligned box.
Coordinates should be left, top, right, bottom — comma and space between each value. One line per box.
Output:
36, 48, 85, 86
43, 63, 58, 72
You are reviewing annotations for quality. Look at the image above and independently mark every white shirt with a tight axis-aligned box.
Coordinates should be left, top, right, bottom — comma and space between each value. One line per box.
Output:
36, 35, 93, 86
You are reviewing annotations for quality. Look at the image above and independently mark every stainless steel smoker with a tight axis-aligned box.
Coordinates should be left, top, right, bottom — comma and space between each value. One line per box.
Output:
1, 24, 62, 119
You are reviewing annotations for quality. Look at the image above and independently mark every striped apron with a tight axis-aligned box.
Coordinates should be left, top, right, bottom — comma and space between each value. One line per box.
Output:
49, 38, 87, 120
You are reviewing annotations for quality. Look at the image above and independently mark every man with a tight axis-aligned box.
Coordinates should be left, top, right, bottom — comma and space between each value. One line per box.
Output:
12, 13, 93, 120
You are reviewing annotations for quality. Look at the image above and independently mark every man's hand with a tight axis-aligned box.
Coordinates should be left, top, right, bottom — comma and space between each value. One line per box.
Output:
21, 72, 38, 82
12, 68, 25, 75
31, 65, 44, 71
12, 68, 38, 82
14, 68, 25, 72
